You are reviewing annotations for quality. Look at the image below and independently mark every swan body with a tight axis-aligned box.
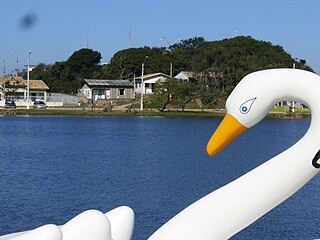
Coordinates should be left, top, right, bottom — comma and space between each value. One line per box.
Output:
149, 69, 320, 239
6, 225, 62, 240
0, 206, 134, 240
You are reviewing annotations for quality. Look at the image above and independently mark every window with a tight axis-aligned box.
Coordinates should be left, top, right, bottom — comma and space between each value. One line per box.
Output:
98, 89, 104, 96
97, 89, 105, 99
118, 89, 125, 96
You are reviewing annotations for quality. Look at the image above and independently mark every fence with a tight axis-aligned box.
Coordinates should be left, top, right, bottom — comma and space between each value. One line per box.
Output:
47, 95, 78, 106
2, 94, 79, 106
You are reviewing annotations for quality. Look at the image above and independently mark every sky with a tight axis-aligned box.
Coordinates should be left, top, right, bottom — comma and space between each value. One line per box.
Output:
1, 0, 320, 74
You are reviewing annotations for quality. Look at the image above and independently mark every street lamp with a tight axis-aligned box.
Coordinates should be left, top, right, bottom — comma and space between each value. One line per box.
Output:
27, 51, 32, 109
291, 58, 299, 113
140, 56, 148, 111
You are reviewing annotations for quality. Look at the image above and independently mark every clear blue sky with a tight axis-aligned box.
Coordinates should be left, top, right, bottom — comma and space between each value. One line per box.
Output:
1, 0, 320, 74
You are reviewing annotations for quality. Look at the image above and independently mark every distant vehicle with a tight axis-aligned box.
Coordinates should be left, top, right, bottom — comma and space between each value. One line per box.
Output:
4, 101, 16, 109
33, 100, 47, 109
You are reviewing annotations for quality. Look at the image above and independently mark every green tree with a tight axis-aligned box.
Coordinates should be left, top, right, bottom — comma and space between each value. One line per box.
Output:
152, 78, 181, 111
45, 62, 75, 93
38, 48, 103, 94
67, 48, 101, 74
169, 37, 205, 51
188, 36, 314, 94
175, 80, 201, 111
104, 47, 172, 79
29, 63, 50, 80
200, 88, 227, 109
169, 37, 206, 73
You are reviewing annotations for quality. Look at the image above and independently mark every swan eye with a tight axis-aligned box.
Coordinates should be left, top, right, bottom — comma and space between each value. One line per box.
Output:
240, 97, 257, 114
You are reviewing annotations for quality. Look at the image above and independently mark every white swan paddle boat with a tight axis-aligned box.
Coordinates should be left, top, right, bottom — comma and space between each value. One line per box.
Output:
2, 68, 320, 239
0, 206, 134, 240
149, 68, 320, 239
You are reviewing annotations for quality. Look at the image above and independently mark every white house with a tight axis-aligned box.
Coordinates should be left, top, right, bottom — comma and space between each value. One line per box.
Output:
135, 73, 170, 94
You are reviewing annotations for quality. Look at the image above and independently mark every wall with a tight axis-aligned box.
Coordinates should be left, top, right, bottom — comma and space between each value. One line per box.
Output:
46, 102, 64, 107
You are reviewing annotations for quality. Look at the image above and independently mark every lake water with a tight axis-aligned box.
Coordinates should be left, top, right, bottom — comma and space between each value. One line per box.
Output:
0, 116, 319, 239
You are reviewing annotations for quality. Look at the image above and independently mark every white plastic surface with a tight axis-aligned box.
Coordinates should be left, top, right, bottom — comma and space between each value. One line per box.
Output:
0, 206, 135, 240
149, 69, 320, 239
105, 206, 135, 240
9, 225, 61, 240
61, 209, 111, 240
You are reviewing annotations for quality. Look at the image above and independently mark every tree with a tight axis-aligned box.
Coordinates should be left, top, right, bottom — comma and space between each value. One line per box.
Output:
169, 37, 205, 51
151, 78, 201, 111
35, 48, 103, 94
67, 48, 101, 72
186, 36, 314, 94
29, 63, 50, 80
45, 62, 75, 93
104, 47, 172, 79
200, 88, 227, 109
175, 80, 201, 111
152, 78, 181, 111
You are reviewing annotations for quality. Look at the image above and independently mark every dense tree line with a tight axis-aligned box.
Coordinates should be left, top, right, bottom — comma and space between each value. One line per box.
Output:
26, 36, 313, 95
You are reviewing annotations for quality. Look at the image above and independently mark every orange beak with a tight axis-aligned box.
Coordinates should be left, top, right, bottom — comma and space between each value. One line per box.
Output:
206, 113, 248, 156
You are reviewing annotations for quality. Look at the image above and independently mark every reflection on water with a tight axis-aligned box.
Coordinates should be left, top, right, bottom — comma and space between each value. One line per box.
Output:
0, 116, 318, 239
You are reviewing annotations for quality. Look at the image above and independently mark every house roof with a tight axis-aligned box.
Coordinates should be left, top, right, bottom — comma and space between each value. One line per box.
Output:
84, 79, 133, 87
29, 80, 49, 89
0, 76, 25, 86
175, 71, 196, 80
181, 71, 194, 78
135, 73, 171, 80
0, 77, 49, 89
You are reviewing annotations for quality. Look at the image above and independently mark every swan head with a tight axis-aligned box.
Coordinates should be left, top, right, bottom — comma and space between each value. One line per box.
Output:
206, 70, 279, 156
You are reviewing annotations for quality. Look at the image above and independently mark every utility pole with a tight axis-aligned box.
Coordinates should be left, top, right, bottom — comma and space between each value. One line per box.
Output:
133, 73, 136, 98
27, 51, 32, 109
291, 61, 296, 112
16, 57, 19, 77
140, 56, 148, 111
170, 63, 173, 77
140, 63, 144, 111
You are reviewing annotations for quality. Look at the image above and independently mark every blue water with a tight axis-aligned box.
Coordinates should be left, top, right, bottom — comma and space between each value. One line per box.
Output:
0, 116, 319, 239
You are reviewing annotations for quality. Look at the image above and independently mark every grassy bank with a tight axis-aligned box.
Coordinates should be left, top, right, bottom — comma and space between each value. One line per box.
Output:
0, 107, 311, 119
0, 108, 226, 118
269, 106, 310, 119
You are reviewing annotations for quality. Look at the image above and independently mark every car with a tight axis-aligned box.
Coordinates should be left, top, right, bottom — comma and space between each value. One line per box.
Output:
33, 100, 47, 109
4, 101, 16, 109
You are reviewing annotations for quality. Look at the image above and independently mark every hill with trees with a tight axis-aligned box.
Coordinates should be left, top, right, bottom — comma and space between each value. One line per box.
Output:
28, 36, 313, 100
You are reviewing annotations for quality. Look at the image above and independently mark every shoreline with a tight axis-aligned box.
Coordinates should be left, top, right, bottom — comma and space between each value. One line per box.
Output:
0, 108, 311, 119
